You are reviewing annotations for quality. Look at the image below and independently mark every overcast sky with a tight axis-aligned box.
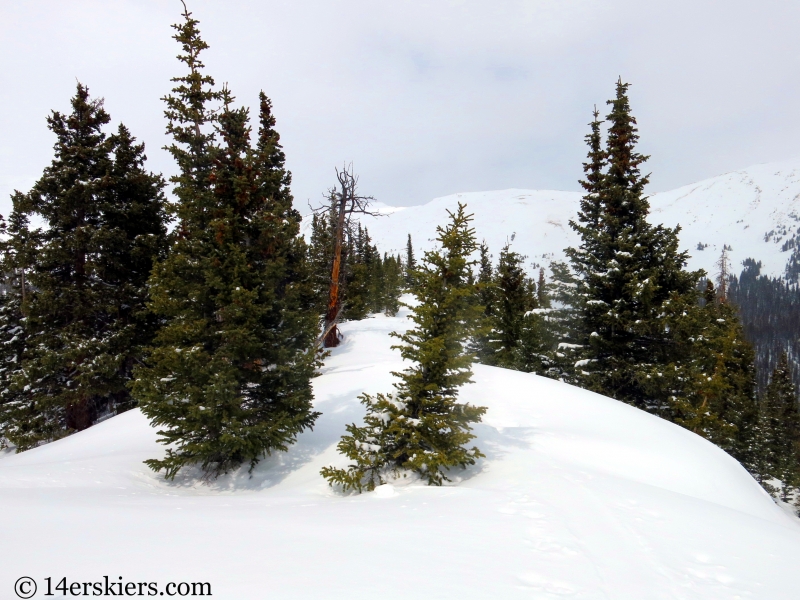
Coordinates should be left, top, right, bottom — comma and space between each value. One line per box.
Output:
1, 0, 799, 215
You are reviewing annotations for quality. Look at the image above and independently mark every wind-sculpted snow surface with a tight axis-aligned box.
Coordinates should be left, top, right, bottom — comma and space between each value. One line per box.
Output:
343, 157, 800, 280
1, 307, 799, 598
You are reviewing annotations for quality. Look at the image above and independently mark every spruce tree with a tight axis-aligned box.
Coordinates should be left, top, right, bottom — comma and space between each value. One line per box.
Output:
472, 241, 496, 363
96, 124, 171, 413
342, 224, 370, 320
2, 84, 168, 450
0, 201, 35, 447
368, 249, 385, 315
476, 242, 495, 314
566, 80, 700, 409
340, 224, 388, 320
537, 267, 547, 307
755, 352, 800, 500
576, 106, 606, 229
381, 253, 403, 316
659, 282, 758, 461
405, 233, 416, 286
134, 10, 318, 479
307, 210, 336, 316
518, 270, 555, 377
518, 309, 554, 376
539, 261, 581, 382
489, 245, 535, 369
321, 204, 487, 491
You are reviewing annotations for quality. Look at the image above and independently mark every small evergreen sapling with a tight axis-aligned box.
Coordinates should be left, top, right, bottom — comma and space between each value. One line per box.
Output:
321, 204, 487, 491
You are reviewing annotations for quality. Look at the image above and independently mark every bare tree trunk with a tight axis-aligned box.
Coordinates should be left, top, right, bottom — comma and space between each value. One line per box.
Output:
66, 396, 95, 432
323, 187, 349, 347
317, 165, 378, 349
716, 247, 730, 303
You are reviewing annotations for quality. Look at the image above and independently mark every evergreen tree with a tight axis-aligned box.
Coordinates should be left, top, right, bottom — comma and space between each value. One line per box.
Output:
489, 245, 535, 369
566, 80, 700, 410
368, 249, 385, 315
658, 282, 758, 461
476, 242, 495, 314
0, 201, 36, 447
340, 224, 390, 321
518, 308, 554, 376
381, 253, 403, 317
342, 224, 370, 320
577, 106, 606, 227
2, 84, 168, 450
537, 267, 547, 307
473, 247, 555, 375
98, 124, 171, 412
405, 233, 416, 286
518, 268, 555, 377
471, 241, 496, 363
310, 217, 401, 321
321, 204, 487, 491
755, 352, 800, 500
161, 6, 219, 221
539, 261, 582, 382
307, 209, 339, 317
134, 10, 318, 479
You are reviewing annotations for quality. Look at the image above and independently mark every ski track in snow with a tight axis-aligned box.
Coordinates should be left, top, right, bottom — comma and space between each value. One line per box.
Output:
330, 157, 800, 280
1, 305, 799, 598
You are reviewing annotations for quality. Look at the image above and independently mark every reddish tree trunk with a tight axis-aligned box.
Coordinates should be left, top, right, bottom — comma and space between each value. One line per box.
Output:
318, 165, 375, 348
323, 190, 349, 347
66, 397, 95, 432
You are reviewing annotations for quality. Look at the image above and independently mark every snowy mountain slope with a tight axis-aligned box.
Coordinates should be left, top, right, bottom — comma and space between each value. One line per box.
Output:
339, 157, 800, 279
652, 157, 800, 278
1, 306, 799, 599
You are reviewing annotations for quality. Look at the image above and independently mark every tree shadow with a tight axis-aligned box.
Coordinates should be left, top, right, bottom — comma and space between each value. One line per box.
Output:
157, 389, 367, 493
444, 423, 536, 484
149, 392, 536, 493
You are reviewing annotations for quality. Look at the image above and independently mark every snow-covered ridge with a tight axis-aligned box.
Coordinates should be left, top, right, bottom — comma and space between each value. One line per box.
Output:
1, 308, 798, 598
333, 157, 800, 279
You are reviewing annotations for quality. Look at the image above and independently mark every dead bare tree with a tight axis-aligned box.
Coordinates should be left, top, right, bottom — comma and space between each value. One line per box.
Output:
314, 164, 380, 348
716, 246, 731, 303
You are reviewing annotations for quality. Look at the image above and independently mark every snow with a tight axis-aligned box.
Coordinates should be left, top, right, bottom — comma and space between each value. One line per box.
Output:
331, 157, 800, 280
1, 305, 799, 598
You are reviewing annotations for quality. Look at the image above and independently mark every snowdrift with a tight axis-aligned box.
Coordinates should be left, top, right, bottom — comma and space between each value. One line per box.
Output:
1, 307, 799, 599
344, 157, 800, 280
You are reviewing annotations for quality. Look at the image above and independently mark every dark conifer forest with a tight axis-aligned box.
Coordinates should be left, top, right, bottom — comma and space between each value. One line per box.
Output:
729, 259, 800, 392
